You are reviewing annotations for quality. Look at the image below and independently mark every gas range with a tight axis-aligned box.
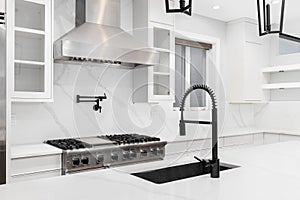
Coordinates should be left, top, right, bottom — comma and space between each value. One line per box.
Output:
46, 134, 167, 174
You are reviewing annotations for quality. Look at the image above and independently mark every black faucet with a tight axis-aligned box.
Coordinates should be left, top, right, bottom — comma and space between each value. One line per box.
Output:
179, 84, 220, 178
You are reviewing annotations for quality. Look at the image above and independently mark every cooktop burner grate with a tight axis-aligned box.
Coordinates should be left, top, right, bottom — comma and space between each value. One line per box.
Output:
45, 138, 90, 150
98, 134, 160, 145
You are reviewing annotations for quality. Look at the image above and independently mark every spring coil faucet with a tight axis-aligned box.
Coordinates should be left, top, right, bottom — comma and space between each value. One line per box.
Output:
179, 84, 220, 178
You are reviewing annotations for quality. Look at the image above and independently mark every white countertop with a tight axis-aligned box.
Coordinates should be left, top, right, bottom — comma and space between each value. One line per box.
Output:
2, 141, 300, 200
11, 144, 62, 159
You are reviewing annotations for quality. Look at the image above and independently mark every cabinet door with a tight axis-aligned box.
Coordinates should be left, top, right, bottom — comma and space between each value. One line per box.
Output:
149, 0, 174, 26
150, 23, 174, 102
12, 0, 52, 102
243, 42, 265, 101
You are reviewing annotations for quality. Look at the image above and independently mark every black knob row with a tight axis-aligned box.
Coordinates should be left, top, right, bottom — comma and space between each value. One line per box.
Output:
72, 157, 89, 166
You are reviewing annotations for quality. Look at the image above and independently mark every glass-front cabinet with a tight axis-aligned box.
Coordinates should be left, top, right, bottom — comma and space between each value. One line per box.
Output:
8, 0, 52, 102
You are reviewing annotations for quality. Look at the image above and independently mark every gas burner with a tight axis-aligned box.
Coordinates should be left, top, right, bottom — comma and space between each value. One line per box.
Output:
98, 134, 160, 145
45, 139, 90, 150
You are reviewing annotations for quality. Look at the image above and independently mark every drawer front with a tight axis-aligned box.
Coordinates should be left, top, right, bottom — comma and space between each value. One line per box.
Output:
11, 170, 61, 183
223, 135, 253, 147
11, 154, 61, 175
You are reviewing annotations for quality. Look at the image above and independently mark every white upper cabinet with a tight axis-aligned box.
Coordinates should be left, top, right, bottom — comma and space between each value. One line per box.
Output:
148, 0, 174, 26
226, 18, 270, 103
8, 0, 53, 102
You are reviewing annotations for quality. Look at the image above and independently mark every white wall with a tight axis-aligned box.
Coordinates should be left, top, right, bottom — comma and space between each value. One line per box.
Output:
11, 0, 256, 145
254, 33, 300, 133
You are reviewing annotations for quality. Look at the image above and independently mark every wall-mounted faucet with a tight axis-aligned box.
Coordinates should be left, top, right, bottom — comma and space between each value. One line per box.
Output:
76, 94, 107, 113
179, 84, 220, 178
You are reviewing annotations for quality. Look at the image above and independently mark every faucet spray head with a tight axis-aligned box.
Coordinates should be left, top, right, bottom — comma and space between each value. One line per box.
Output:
179, 120, 186, 136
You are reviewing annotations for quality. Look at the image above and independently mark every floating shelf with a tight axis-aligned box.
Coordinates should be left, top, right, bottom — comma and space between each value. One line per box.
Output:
14, 60, 45, 66
262, 64, 300, 73
15, 27, 45, 35
153, 72, 170, 76
262, 82, 300, 90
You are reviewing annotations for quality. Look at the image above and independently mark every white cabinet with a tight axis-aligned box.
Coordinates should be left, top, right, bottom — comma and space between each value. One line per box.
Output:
226, 18, 269, 103
133, 23, 175, 103
11, 154, 61, 183
133, 1, 175, 103
7, 0, 53, 102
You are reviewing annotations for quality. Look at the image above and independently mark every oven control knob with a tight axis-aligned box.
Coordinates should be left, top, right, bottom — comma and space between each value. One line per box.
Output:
81, 157, 89, 165
129, 150, 137, 159
72, 158, 80, 166
111, 153, 118, 162
97, 155, 104, 163
123, 151, 130, 159
150, 147, 158, 156
140, 149, 148, 157
157, 147, 164, 155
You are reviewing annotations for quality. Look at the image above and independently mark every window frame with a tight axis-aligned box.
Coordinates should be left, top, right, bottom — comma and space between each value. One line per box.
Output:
172, 32, 220, 112
173, 44, 210, 111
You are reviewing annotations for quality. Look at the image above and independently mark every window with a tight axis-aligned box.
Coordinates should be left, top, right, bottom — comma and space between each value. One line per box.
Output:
174, 38, 211, 109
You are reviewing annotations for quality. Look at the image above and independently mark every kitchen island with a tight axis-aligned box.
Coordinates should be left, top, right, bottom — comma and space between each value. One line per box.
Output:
1, 141, 300, 200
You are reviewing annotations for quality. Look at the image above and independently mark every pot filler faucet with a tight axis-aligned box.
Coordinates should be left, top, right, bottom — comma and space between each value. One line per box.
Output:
179, 84, 220, 178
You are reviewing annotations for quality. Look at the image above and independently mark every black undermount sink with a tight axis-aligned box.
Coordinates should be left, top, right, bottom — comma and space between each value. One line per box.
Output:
132, 162, 239, 184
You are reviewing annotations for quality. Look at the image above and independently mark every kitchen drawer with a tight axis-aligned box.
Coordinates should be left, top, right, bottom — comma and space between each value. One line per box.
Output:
11, 169, 61, 183
223, 135, 253, 147
279, 134, 300, 142
11, 154, 61, 175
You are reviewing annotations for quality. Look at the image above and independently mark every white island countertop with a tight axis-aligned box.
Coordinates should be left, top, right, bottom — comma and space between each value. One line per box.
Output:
2, 141, 300, 200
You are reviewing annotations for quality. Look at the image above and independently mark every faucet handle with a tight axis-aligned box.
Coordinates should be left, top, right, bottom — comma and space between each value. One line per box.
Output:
194, 156, 210, 167
194, 156, 203, 162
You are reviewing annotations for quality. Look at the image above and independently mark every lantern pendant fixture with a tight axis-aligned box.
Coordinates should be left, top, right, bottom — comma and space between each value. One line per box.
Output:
257, 0, 300, 43
165, 0, 192, 16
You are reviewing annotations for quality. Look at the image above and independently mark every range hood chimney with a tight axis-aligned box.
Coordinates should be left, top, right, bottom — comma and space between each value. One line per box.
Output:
54, 0, 159, 66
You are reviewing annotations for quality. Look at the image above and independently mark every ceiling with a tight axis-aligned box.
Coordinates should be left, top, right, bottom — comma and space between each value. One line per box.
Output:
192, 0, 300, 22
193, 0, 257, 22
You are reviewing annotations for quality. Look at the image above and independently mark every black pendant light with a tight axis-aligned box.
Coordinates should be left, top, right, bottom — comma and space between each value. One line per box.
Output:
165, 0, 192, 16
257, 0, 300, 42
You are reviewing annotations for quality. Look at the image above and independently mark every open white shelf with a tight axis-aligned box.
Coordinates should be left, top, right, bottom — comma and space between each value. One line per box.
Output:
262, 64, 300, 73
262, 82, 300, 90
15, 27, 45, 35
14, 59, 45, 66
153, 72, 170, 76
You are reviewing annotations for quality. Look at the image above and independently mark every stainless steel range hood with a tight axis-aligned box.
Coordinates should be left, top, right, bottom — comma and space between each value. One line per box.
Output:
54, 0, 159, 66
